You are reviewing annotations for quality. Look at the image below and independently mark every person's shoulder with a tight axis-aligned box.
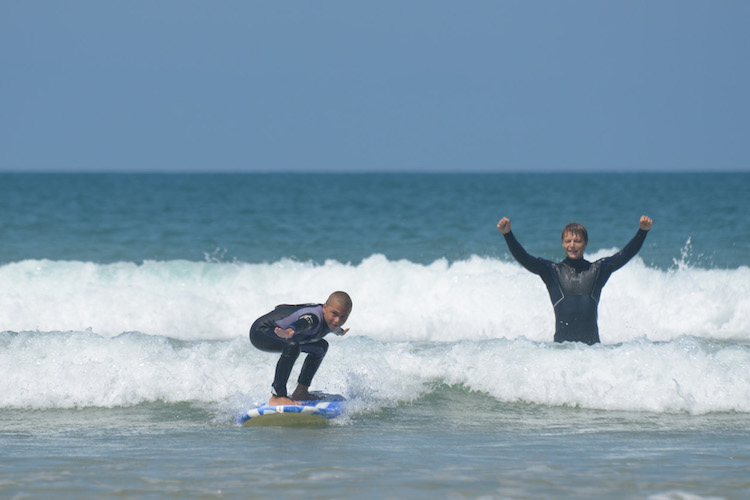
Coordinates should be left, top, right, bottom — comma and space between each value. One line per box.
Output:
298, 304, 324, 316
276, 303, 320, 309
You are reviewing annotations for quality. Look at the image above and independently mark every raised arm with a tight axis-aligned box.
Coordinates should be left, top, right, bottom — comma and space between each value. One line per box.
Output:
601, 215, 653, 273
497, 218, 548, 275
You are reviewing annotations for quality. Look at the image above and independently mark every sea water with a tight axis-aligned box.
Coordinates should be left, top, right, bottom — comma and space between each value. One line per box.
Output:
1, 173, 749, 499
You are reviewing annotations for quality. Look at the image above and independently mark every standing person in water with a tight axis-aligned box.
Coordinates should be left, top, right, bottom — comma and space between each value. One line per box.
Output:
496, 216, 653, 345
250, 291, 352, 405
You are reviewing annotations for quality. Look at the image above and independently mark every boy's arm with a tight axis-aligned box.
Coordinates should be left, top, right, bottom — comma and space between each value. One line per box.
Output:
274, 314, 321, 339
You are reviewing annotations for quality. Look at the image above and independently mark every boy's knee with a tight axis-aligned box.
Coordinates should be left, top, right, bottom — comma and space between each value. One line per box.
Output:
306, 340, 328, 359
281, 340, 301, 358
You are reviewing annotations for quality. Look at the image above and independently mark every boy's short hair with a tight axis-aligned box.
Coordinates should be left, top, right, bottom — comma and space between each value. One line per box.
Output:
561, 223, 588, 243
327, 291, 352, 311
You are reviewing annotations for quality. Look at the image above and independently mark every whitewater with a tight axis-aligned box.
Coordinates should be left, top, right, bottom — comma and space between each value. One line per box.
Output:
3, 251, 748, 415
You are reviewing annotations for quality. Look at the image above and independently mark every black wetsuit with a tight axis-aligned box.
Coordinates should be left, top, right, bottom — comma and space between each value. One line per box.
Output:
503, 229, 648, 345
249, 304, 338, 398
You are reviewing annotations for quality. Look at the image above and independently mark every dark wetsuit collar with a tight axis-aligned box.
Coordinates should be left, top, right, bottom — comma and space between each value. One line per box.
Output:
562, 257, 590, 270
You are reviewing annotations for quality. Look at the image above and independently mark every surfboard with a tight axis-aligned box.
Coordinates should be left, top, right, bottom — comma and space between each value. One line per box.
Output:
239, 394, 346, 427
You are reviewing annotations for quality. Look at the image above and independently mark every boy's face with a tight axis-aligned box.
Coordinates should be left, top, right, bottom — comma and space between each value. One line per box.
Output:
562, 231, 587, 260
322, 301, 350, 329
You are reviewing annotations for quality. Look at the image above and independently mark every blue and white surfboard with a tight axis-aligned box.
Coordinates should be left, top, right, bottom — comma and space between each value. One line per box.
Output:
239, 395, 346, 426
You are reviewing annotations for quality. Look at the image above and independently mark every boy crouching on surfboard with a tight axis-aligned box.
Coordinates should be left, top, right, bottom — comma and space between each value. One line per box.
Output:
249, 291, 352, 406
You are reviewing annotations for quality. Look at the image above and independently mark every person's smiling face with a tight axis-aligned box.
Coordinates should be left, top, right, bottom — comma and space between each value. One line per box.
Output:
562, 232, 587, 260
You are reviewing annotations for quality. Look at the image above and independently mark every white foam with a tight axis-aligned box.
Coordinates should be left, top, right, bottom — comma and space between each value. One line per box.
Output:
2, 330, 748, 415
2, 255, 749, 413
1, 255, 748, 343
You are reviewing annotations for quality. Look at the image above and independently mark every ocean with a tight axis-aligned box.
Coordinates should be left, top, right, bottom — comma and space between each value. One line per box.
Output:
1, 172, 749, 499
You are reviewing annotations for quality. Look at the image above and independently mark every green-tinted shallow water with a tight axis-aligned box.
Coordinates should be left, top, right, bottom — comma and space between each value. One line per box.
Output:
2, 390, 749, 499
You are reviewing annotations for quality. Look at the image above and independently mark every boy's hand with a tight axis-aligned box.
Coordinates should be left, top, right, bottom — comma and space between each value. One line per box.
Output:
639, 216, 653, 231
274, 327, 294, 339
333, 327, 350, 336
497, 217, 511, 234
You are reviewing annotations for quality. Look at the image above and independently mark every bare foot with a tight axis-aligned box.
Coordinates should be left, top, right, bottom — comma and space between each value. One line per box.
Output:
269, 395, 298, 406
291, 387, 322, 401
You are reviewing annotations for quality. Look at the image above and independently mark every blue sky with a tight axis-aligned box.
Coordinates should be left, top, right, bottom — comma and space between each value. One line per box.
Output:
2, 1, 748, 173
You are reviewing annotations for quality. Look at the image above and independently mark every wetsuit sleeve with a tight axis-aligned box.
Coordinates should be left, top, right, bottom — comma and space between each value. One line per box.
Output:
287, 313, 321, 336
503, 231, 549, 275
601, 229, 649, 272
